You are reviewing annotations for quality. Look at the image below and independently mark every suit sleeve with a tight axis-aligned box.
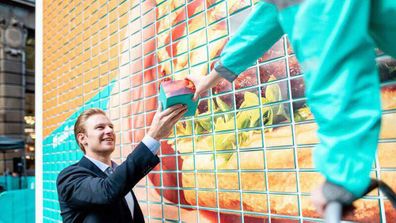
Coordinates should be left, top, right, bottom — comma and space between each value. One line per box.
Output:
56, 142, 160, 209
215, 2, 284, 82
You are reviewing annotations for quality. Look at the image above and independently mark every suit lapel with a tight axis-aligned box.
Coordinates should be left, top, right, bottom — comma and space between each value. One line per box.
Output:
78, 156, 108, 179
78, 156, 138, 222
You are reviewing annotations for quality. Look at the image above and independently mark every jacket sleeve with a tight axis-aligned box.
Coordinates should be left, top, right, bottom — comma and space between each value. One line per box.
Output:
215, 2, 284, 82
56, 142, 160, 209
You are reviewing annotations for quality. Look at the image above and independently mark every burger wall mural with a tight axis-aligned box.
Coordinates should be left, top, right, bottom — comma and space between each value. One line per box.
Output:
43, 0, 396, 222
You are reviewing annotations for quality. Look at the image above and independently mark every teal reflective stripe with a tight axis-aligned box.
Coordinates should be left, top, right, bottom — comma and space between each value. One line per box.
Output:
216, 2, 283, 82
292, 0, 381, 197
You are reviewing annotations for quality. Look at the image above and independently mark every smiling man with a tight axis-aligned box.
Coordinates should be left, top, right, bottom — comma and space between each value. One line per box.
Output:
56, 104, 187, 223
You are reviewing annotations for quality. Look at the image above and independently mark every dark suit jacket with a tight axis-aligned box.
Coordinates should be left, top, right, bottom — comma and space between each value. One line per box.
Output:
56, 142, 160, 223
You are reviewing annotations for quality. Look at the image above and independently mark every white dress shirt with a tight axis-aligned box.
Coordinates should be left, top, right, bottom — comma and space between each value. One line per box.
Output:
141, 135, 160, 155
84, 135, 160, 219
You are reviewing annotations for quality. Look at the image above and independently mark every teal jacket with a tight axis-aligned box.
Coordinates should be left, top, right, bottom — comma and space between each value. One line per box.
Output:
213, 0, 396, 198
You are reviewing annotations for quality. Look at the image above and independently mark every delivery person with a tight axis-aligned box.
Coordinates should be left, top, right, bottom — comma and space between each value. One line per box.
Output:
188, 0, 396, 215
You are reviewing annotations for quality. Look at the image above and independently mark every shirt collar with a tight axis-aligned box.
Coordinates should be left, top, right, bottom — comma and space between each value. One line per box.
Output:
84, 155, 117, 172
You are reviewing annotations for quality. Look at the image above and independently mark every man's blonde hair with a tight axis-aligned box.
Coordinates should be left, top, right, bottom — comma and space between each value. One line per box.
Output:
74, 108, 106, 153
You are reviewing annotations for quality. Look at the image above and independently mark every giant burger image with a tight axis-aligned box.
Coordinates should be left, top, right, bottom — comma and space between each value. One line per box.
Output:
108, 0, 396, 222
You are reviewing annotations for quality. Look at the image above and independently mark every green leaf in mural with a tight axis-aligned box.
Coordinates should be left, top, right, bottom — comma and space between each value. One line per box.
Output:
185, 121, 193, 134
199, 116, 212, 131
215, 115, 235, 131
261, 97, 270, 105
262, 107, 273, 127
215, 133, 235, 151
194, 121, 210, 134
215, 97, 234, 122
264, 79, 291, 124
236, 113, 250, 129
216, 152, 234, 168
215, 96, 231, 112
266, 83, 281, 103
236, 92, 261, 129
294, 106, 312, 122
238, 131, 250, 143
194, 123, 205, 134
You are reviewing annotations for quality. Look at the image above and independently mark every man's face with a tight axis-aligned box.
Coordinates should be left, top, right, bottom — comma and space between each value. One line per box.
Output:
80, 114, 115, 155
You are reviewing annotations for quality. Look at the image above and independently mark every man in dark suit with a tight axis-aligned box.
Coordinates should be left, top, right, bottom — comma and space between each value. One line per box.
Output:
57, 104, 187, 223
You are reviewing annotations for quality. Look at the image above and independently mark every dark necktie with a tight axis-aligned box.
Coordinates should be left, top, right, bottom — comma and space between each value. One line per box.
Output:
104, 165, 134, 219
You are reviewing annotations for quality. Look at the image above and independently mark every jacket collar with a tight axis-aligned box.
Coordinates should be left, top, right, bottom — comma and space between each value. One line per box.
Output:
78, 156, 108, 179
84, 155, 111, 172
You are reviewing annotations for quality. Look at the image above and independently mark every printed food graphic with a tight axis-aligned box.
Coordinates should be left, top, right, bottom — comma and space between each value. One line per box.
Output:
105, 0, 396, 222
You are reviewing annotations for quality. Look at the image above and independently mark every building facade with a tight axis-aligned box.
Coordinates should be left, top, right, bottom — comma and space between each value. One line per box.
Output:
0, 0, 35, 176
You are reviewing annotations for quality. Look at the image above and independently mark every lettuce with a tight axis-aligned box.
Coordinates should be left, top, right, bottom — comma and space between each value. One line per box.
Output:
174, 76, 311, 168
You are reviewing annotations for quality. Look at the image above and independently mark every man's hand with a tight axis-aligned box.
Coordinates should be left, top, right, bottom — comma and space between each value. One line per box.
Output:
147, 103, 187, 140
187, 69, 224, 101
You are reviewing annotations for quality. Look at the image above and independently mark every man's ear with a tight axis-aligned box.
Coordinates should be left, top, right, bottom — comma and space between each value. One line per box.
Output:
77, 133, 87, 146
